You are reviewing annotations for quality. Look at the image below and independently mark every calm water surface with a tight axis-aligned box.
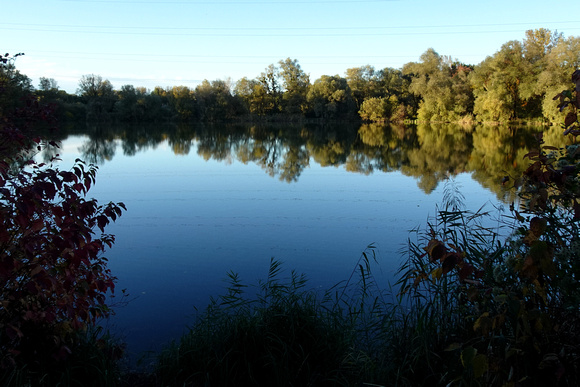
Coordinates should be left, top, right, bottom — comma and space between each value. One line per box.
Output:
52, 130, 506, 361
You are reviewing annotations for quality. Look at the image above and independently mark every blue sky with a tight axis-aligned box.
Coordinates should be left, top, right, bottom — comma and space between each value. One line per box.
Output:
3, 0, 579, 93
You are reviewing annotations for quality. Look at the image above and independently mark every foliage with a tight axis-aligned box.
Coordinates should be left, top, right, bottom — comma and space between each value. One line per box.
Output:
307, 75, 356, 119
0, 53, 126, 381
279, 58, 310, 115
6, 29, 578, 125
403, 49, 474, 123
358, 97, 390, 122
156, 252, 391, 387
398, 71, 580, 385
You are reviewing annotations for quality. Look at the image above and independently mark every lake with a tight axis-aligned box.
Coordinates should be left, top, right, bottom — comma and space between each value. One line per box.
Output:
42, 122, 534, 363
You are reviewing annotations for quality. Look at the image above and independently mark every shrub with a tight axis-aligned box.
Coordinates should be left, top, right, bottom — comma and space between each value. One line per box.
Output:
396, 71, 580, 385
1, 52, 126, 379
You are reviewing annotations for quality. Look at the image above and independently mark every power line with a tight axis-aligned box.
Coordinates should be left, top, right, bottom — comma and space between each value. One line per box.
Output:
4, 26, 577, 37
4, 20, 578, 32
4, 49, 484, 63
59, 0, 400, 4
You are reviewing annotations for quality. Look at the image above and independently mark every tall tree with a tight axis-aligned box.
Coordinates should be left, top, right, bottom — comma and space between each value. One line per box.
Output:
279, 58, 310, 115
0, 53, 33, 119
403, 49, 473, 122
471, 41, 533, 122
257, 64, 282, 114
77, 74, 116, 120
346, 65, 380, 109
536, 34, 580, 121
195, 79, 235, 121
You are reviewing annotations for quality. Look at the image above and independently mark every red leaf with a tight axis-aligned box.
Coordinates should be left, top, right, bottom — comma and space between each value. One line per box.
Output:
426, 239, 447, 262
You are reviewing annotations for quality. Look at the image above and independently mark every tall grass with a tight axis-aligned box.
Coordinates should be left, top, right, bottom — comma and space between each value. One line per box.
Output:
155, 247, 395, 387
153, 179, 518, 386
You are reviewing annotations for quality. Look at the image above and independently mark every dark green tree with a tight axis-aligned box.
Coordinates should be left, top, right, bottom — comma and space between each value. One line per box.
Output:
306, 75, 355, 119
77, 74, 117, 121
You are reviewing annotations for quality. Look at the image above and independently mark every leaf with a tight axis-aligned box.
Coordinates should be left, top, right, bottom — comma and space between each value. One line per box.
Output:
565, 112, 577, 128
473, 354, 489, 378
473, 312, 492, 335
425, 239, 447, 262
442, 252, 460, 274
461, 346, 477, 367
431, 267, 443, 281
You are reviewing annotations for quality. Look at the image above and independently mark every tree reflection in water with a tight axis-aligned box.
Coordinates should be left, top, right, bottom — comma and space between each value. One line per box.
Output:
43, 122, 552, 201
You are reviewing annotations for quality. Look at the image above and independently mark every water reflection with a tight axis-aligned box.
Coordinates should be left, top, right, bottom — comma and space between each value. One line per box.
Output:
42, 122, 557, 200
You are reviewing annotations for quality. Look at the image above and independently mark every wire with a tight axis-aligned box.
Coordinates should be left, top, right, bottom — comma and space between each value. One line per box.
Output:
3, 20, 578, 32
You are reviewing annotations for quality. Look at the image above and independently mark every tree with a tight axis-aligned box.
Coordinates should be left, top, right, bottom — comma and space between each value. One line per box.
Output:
536, 34, 580, 122
471, 41, 533, 122
195, 79, 236, 121
279, 58, 310, 115
306, 75, 355, 119
358, 97, 390, 122
0, 53, 34, 120
346, 65, 379, 109
38, 77, 58, 92
77, 74, 117, 120
167, 86, 198, 121
376, 67, 416, 121
257, 64, 282, 115
523, 28, 562, 66
403, 49, 473, 122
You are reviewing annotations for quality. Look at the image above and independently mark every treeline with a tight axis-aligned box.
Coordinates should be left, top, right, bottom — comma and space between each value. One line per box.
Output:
4, 28, 580, 124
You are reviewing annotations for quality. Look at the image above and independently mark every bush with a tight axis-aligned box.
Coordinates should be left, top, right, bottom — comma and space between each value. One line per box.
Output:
395, 71, 580, 385
1, 52, 126, 380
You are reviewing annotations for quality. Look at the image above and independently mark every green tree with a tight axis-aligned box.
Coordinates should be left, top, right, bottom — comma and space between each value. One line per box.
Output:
77, 74, 117, 121
376, 67, 415, 121
256, 64, 282, 115
167, 86, 198, 121
38, 77, 58, 92
195, 79, 236, 121
471, 41, 533, 122
0, 53, 33, 120
233, 76, 256, 115
346, 65, 379, 109
536, 34, 580, 122
279, 58, 310, 115
306, 75, 355, 119
403, 49, 473, 122
358, 97, 390, 122
115, 84, 139, 122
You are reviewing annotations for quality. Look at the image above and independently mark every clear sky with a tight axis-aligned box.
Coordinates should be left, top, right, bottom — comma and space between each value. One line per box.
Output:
3, 0, 579, 93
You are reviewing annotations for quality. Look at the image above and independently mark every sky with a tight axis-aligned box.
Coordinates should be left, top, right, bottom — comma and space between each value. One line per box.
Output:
3, 0, 579, 93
